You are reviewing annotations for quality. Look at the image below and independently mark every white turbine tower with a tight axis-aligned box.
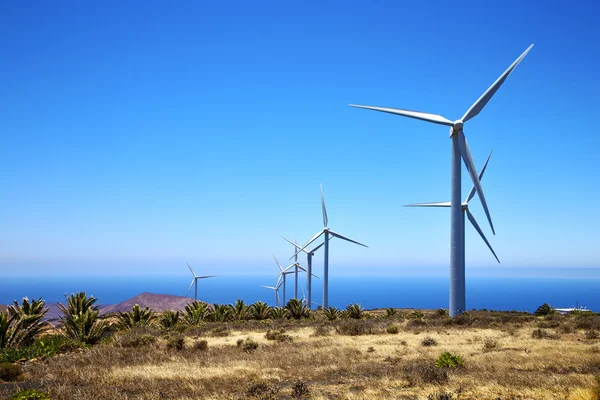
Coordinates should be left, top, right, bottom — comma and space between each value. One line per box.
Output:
350, 45, 533, 316
261, 276, 283, 307
283, 236, 328, 310
295, 185, 368, 309
273, 255, 319, 305
185, 262, 216, 301
405, 151, 500, 281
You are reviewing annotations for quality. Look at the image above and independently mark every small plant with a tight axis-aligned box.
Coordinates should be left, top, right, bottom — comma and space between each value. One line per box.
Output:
346, 303, 364, 319
367, 346, 375, 353
482, 338, 500, 352
10, 389, 51, 400
58, 292, 109, 345
194, 339, 208, 352
250, 301, 272, 320
183, 301, 210, 325
119, 333, 157, 348
210, 326, 231, 337
286, 299, 309, 320
240, 338, 259, 353
312, 324, 331, 336
404, 361, 448, 386
586, 330, 599, 340
236, 338, 245, 347
0, 362, 22, 381
265, 329, 293, 343
231, 299, 250, 321
410, 311, 425, 320
435, 352, 464, 368
0, 335, 82, 363
531, 328, 560, 340
0, 297, 49, 349
387, 325, 399, 334
159, 310, 180, 330
534, 303, 556, 316
166, 335, 185, 351
116, 304, 157, 329
246, 378, 279, 399
421, 337, 438, 347
385, 308, 397, 318
323, 306, 341, 321
436, 308, 449, 317
291, 379, 310, 399
270, 306, 288, 320
208, 303, 233, 322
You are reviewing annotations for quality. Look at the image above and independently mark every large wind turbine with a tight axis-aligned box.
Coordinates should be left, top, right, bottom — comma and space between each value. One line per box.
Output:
272, 256, 300, 305
185, 262, 216, 301
295, 185, 368, 309
405, 151, 500, 295
350, 45, 532, 316
261, 276, 283, 307
283, 236, 328, 310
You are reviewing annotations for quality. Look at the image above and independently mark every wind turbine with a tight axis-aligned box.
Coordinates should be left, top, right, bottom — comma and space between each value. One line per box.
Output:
350, 45, 533, 316
405, 151, 500, 298
273, 255, 319, 305
295, 185, 368, 309
261, 276, 283, 307
283, 236, 328, 310
185, 262, 216, 301
288, 238, 301, 299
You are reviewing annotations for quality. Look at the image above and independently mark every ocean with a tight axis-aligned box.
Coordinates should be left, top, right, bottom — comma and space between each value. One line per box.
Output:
1, 272, 598, 313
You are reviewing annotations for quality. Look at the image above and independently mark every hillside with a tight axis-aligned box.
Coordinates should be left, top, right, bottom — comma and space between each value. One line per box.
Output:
99, 292, 195, 314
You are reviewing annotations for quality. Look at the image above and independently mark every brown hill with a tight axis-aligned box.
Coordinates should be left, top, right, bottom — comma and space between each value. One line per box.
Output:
99, 292, 194, 315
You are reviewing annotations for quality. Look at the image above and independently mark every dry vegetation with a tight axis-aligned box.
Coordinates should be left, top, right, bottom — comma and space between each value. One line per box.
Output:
2, 309, 600, 400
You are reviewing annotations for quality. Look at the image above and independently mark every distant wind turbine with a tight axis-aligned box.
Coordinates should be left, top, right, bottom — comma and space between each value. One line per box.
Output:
350, 44, 533, 316
283, 236, 328, 310
405, 151, 500, 288
295, 185, 368, 309
273, 255, 318, 305
185, 262, 216, 301
261, 276, 283, 307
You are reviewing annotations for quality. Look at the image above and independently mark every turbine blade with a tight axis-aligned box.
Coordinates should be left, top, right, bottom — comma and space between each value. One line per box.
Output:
283, 236, 307, 260
311, 273, 320, 279
273, 255, 283, 272
186, 262, 197, 277
466, 208, 500, 263
350, 104, 453, 126
403, 202, 451, 207
328, 230, 368, 248
461, 44, 534, 123
320, 184, 328, 228
185, 279, 195, 298
457, 130, 495, 235
261, 286, 276, 290
465, 150, 493, 204
282, 236, 303, 251
295, 231, 325, 258
198, 275, 216, 279
309, 241, 326, 253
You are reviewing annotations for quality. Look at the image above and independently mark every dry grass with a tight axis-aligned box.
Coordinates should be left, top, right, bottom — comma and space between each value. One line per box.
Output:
2, 311, 600, 399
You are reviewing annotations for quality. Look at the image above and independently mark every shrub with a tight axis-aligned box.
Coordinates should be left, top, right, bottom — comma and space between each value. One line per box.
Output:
194, 339, 208, 352
312, 324, 331, 336
421, 337, 438, 347
0, 297, 49, 349
335, 321, 368, 336
404, 361, 448, 386
0, 335, 82, 363
208, 303, 232, 322
386, 325, 399, 334
119, 333, 157, 348
0, 362, 22, 381
367, 346, 375, 353
58, 292, 109, 345
240, 338, 259, 353
246, 378, 279, 399
10, 389, 51, 400
385, 308, 397, 318
231, 299, 250, 321
586, 330, 599, 340
346, 303, 364, 319
291, 380, 310, 399
435, 352, 464, 368
436, 308, 449, 317
482, 338, 500, 352
323, 307, 341, 321
116, 304, 157, 329
534, 303, 556, 316
411, 311, 425, 320
265, 329, 293, 343
209, 326, 230, 337
532, 328, 560, 340
166, 335, 185, 351
236, 338, 245, 347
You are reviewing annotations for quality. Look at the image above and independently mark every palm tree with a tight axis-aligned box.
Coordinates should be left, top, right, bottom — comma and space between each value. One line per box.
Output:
270, 306, 288, 319
286, 299, 309, 320
0, 297, 49, 349
183, 301, 209, 325
231, 299, 250, 321
58, 292, 109, 345
323, 306, 341, 321
160, 310, 180, 330
116, 304, 157, 329
209, 304, 232, 322
249, 301, 272, 320
346, 303, 364, 319
534, 303, 556, 316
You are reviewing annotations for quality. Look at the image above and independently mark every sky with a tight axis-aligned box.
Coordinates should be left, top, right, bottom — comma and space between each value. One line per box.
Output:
1, 1, 599, 277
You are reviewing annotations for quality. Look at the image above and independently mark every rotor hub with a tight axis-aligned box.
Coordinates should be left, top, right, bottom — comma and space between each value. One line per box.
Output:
453, 120, 464, 130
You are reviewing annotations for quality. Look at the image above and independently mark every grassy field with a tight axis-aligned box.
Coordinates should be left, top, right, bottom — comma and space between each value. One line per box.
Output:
2, 309, 600, 400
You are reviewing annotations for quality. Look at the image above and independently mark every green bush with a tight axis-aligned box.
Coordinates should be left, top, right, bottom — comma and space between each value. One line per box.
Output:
534, 303, 556, 316
286, 299, 309, 320
10, 389, 51, 400
435, 352, 464, 368
0, 335, 82, 363
159, 310, 180, 330
421, 337, 438, 347
239, 338, 259, 353
58, 292, 109, 345
1, 298, 49, 349
265, 329, 293, 343
436, 308, 449, 317
250, 302, 272, 320
119, 333, 157, 348
346, 304, 364, 319
117, 304, 157, 330
385, 308, 397, 318
0, 362, 22, 381
270, 307, 288, 320
386, 325, 399, 334
312, 324, 331, 336
410, 311, 425, 320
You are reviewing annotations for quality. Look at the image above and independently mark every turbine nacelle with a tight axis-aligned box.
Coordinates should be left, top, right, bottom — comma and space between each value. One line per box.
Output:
452, 120, 464, 131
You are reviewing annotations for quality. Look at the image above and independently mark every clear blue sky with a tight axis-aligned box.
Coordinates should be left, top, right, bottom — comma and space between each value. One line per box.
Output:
1, 1, 599, 277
